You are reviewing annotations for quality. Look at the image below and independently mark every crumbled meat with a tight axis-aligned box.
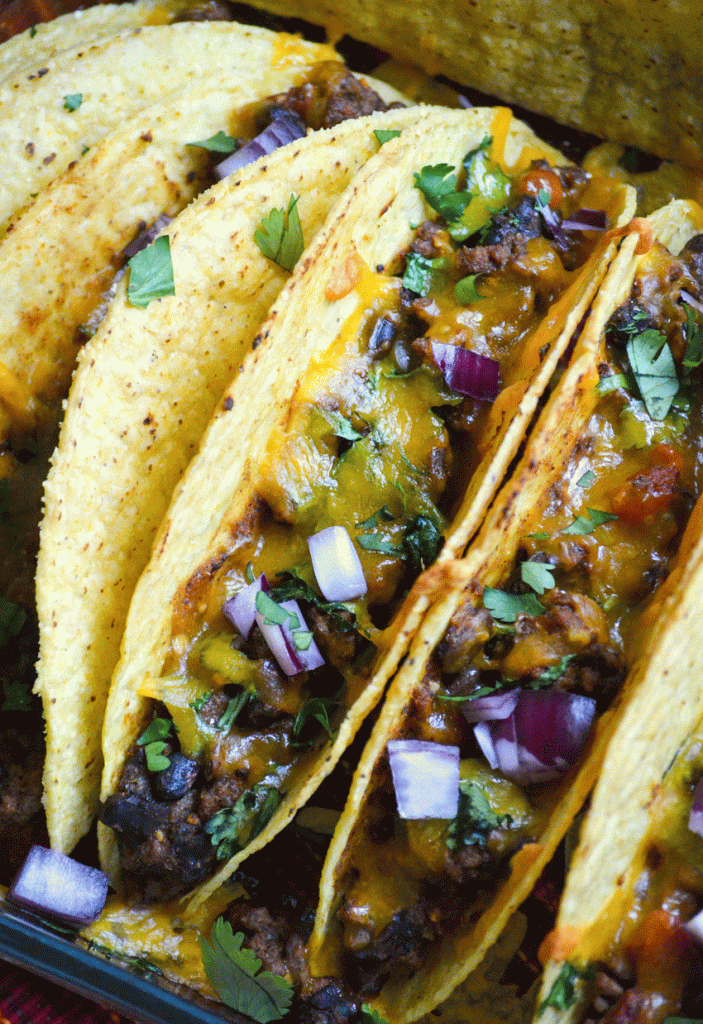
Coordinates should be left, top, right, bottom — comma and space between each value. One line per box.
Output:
299, 980, 360, 1024
481, 196, 542, 247
458, 236, 526, 276
438, 602, 493, 674
266, 66, 390, 132
226, 903, 309, 985
606, 301, 656, 348
342, 904, 444, 997
0, 721, 44, 828
408, 220, 449, 259
309, 608, 360, 672
678, 233, 703, 292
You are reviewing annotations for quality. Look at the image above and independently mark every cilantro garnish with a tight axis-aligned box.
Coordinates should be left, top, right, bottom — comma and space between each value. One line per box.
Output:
187, 131, 238, 153
596, 372, 630, 395
200, 918, 293, 1023
683, 303, 703, 369
29, 25, 38, 37
413, 163, 471, 223
255, 591, 299, 630
537, 962, 594, 1015
217, 691, 250, 731
483, 587, 545, 623
626, 329, 679, 420
454, 274, 484, 304
63, 93, 83, 112
84, 939, 162, 978
561, 508, 618, 536
291, 690, 342, 749
356, 506, 396, 530
318, 409, 365, 443
526, 531, 549, 540
356, 514, 442, 571
529, 654, 576, 688
0, 597, 27, 647
520, 558, 555, 595
447, 778, 511, 851
1, 680, 32, 713
576, 470, 595, 488
254, 194, 304, 273
401, 253, 449, 296
270, 573, 355, 633
137, 717, 174, 772
374, 129, 401, 146
127, 234, 175, 308
205, 786, 281, 860
361, 1005, 389, 1024
190, 691, 213, 718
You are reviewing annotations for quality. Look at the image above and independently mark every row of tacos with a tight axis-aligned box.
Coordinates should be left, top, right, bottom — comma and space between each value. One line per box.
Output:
4, 4, 703, 1024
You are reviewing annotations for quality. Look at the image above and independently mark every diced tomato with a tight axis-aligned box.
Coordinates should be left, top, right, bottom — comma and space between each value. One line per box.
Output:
514, 166, 564, 209
610, 444, 682, 524
627, 908, 696, 1008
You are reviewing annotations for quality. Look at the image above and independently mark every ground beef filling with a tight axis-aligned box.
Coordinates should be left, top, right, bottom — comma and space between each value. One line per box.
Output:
266, 64, 394, 130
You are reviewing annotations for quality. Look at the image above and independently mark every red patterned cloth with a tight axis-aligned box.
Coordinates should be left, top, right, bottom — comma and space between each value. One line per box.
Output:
0, 965, 130, 1024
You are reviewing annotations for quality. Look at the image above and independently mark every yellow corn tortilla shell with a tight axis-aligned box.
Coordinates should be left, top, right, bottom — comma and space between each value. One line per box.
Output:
0, 21, 340, 237
533, 202, 703, 1024
36, 104, 425, 856
0, 2, 194, 84
308, 201, 703, 1023
0, 54, 403, 430
97, 106, 632, 904
241, 0, 703, 170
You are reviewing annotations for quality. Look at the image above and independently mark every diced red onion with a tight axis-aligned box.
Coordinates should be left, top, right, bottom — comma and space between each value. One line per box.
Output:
457, 94, 473, 109
461, 687, 520, 723
473, 689, 596, 785
223, 574, 266, 638
681, 290, 703, 317
430, 341, 500, 401
9, 846, 108, 926
537, 200, 566, 245
685, 907, 703, 946
215, 111, 307, 179
122, 213, 172, 260
561, 209, 607, 232
255, 597, 324, 676
388, 739, 460, 819
689, 778, 703, 837
307, 526, 367, 602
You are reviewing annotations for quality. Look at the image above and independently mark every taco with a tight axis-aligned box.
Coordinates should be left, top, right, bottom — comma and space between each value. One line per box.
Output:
94, 105, 633, 907
305, 199, 703, 1022
35, 88, 421, 856
535, 720, 703, 1024
0, 18, 346, 238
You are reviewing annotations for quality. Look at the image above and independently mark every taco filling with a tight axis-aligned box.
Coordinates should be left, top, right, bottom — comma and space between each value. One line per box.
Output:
543, 732, 703, 1024
99, 142, 622, 902
327, 230, 703, 998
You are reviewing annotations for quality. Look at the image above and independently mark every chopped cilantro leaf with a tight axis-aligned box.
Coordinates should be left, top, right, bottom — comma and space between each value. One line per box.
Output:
292, 629, 313, 651
2, 680, 32, 713
454, 274, 484, 304
63, 93, 83, 112
200, 918, 293, 1023
626, 329, 679, 420
537, 962, 594, 1015
292, 691, 342, 749
401, 252, 449, 296
577, 470, 595, 488
127, 234, 175, 308
447, 778, 511, 851
521, 558, 555, 595
271, 572, 355, 633
143, 741, 170, 772
413, 162, 471, 222
374, 129, 401, 146
361, 1005, 389, 1024
187, 131, 238, 153
217, 691, 250, 731
683, 303, 703, 368
29, 25, 38, 37
137, 717, 174, 746
205, 784, 280, 860
255, 590, 299, 630
254, 194, 304, 273
190, 691, 212, 717
483, 587, 545, 622
529, 654, 576, 688
356, 534, 402, 556
84, 939, 162, 977
0, 597, 27, 647
402, 514, 443, 571
561, 508, 617, 535
526, 531, 549, 540
356, 506, 396, 530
